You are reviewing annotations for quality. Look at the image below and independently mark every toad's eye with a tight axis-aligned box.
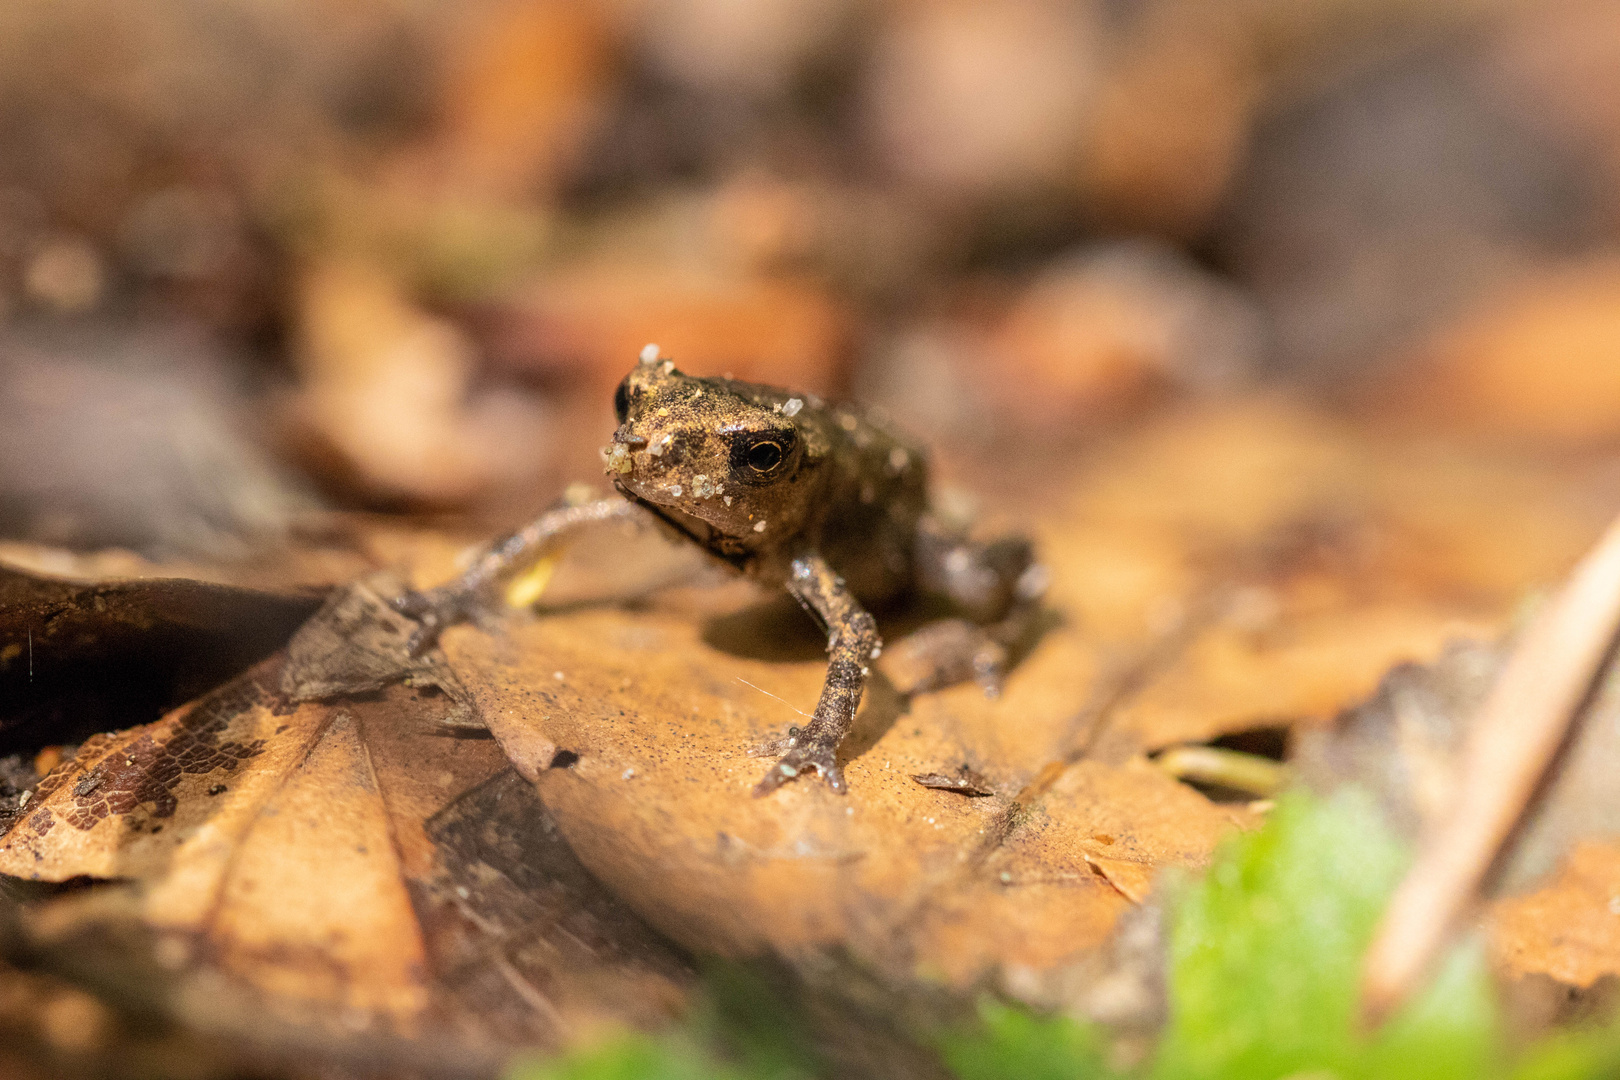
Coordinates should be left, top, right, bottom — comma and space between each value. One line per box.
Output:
730, 429, 796, 484
747, 441, 782, 472
613, 378, 632, 423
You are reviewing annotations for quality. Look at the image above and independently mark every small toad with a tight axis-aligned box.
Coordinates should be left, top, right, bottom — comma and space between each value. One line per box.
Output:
397, 345, 1044, 795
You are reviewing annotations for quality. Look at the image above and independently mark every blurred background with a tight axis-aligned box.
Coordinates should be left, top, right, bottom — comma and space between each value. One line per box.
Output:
3, 0, 1620, 559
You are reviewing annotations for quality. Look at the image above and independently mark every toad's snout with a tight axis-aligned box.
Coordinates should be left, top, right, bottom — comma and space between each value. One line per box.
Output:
600, 426, 681, 488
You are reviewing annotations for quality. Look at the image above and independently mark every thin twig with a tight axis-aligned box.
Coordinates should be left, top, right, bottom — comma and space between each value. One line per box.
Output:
1361, 509, 1620, 1025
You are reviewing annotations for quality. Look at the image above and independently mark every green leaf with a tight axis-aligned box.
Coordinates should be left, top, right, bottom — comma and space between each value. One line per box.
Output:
506, 1031, 720, 1080
690, 961, 823, 1080
1152, 787, 1502, 1080
505, 963, 822, 1080
1358, 941, 1498, 1080
1509, 1023, 1620, 1080
938, 997, 1111, 1080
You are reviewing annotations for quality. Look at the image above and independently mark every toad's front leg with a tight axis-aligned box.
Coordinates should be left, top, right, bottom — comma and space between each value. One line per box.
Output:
754, 553, 880, 797
394, 497, 640, 654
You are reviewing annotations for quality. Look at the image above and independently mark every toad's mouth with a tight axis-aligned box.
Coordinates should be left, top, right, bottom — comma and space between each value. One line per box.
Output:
613, 481, 750, 563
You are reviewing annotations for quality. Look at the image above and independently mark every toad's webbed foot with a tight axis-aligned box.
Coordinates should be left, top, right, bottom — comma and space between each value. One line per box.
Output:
898, 516, 1047, 696
752, 553, 878, 797
915, 519, 1039, 624
753, 728, 846, 796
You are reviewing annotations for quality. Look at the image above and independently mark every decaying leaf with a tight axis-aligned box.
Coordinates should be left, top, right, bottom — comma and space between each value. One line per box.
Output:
0, 640, 693, 1065
1066, 401, 1604, 757
0, 556, 322, 757
279, 570, 477, 727
441, 581, 1248, 992
1492, 842, 1620, 991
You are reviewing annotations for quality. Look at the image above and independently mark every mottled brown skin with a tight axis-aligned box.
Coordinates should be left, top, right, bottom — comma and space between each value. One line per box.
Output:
397, 348, 1040, 795
604, 353, 927, 597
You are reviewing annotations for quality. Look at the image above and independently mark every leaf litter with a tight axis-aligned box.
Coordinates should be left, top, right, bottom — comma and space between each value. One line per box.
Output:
427, 398, 1616, 1011
0, 546, 695, 1069
5, 397, 1620, 1072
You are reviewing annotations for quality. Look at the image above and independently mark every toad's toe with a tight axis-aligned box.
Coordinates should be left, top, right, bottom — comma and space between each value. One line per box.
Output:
752, 745, 844, 796
393, 585, 477, 656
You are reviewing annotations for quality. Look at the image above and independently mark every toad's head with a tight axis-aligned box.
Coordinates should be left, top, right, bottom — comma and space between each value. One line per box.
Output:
602, 345, 820, 552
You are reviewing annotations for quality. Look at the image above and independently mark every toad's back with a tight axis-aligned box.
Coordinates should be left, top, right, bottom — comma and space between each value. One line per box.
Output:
762, 387, 931, 605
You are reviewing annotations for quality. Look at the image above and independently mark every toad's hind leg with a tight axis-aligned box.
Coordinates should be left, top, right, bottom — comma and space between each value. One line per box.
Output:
754, 553, 880, 797
887, 521, 1046, 697
393, 498, 640, 655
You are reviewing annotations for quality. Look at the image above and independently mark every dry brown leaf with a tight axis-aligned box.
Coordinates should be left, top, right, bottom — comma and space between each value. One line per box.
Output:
292, 260, 552, 504
0, 638, 691, 1062
970, 244, 1260, 425
1363, 507, 1620, 1022
432, 0, 612, 199
442, 589, 1246, 990
479, 266, 851, 401
1479, 651, 1620, 990
1491, 842, 1620, 989
0, 662, 487, 1004
1053, 401, 1608, 757
0, 557, 322, 761
910, 766, 995, 796
1388, 258, 1620, 444
0, 540, 373, 595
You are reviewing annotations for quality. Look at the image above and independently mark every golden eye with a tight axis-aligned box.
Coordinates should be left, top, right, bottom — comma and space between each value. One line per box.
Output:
730, 429, 796, 484
747, 440, 783, 472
